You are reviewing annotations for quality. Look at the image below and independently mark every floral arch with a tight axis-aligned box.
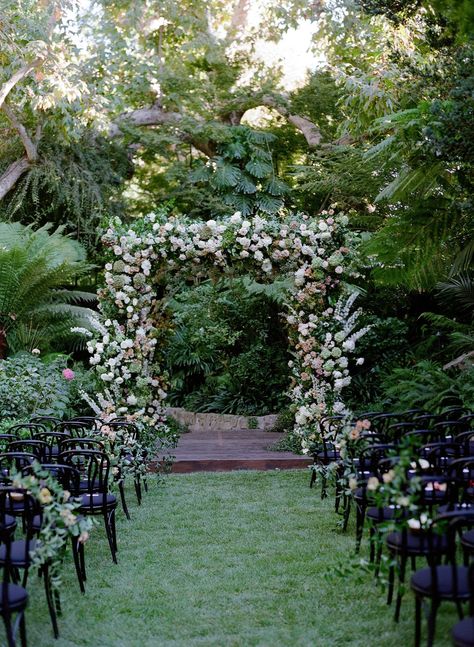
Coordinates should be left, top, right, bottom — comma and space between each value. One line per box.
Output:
83, 208, 369, 453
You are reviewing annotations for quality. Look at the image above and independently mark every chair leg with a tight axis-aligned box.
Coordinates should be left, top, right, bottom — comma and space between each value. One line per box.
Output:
309, 469, 316, 489
118, 481, 131, 520
43, 564, 59, 639
375, 540, 383, 577
387, 562, 395, 606
342, 496, 351, 532
369, 526, 375, 563
104, 510, 118, 563
134, 478, 142, 506
427, 600, 438, 647
320, 473, 327, 500
71, 536, 85, 594
2, 613, 15, 647
394, 555, 406, 622
335, 471, 342, 513
19, 611, 27, 647
21, 567, 29, 589
414, 596, 422, 647
111, 509, 118, 553
76, 540, 87, 584
455, 600, 464, 620
355, 503, 366, 553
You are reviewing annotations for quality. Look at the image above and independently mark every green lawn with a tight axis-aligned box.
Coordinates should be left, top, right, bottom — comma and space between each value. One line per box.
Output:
26, 470, 458, 646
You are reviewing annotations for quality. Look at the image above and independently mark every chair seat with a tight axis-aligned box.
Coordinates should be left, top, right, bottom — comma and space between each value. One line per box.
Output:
367, 506, 398, 522
315, 450, 340, 462
79, 479, 100, 492
411, 565, 470, 599
0, 583, 28, 611
461, 529, 474, 551
0, 539, 38, 567
0, 514, 17, 531
452, 617, 474, 647
387, 530, 448, 555
438, 503, 473, 515
80, 493, 116, 509
353, 488, 375, 504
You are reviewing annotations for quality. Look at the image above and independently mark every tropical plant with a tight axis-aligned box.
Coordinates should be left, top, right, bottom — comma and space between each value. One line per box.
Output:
165, 278, 290, 415
343, 315, 411, 409
0, 221, 97, 357
379, 361, 474, 412
187, 127, 290, 217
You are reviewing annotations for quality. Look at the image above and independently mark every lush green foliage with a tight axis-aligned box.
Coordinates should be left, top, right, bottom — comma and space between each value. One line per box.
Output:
166, 279, 290, 415
0, 353, 92, 419
379, 361, 474, 413
344, 315, 411, 410
0, 221, 97, 356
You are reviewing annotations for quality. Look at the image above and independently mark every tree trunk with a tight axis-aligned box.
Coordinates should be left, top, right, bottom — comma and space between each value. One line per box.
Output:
0, 156, 31, 200
0, 328, 7, 360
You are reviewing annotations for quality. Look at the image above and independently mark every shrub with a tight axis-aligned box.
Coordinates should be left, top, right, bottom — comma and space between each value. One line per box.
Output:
379, 361, 474, 412
344, 315, 411, 410
0, 353, 93, 419
166, 279, 290, 415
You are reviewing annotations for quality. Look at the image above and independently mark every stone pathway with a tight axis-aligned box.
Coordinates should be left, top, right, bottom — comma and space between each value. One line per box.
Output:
171, 429, 312, 472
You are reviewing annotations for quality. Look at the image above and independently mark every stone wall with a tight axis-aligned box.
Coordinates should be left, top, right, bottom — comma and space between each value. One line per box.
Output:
165, 407, 278, 432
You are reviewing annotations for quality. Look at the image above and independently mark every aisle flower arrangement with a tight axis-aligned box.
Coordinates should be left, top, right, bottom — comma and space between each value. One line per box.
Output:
85, 207, 369, 451
12, 463, 94, 589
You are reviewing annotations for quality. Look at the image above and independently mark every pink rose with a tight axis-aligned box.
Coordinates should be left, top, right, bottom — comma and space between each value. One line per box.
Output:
62, 368, 75, 381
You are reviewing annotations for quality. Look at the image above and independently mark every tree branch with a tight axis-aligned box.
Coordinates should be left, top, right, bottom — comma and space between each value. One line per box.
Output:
2, 103, 38, 162
0, 60, 43, 111
259, 95, 322, 147
0, 157, 31, 200
109, 106, 216, 157
108, 106, 182, 137
109, 92, 325, 157
0, 0, 62, 110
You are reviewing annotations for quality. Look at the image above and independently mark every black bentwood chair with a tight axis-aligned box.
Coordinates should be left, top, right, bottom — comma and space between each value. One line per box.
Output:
410, 511, 474, 647
451, 563, 474, 647
309, 415, 344, 496
0, 489, 28, 647
60, 450, 118, 563
0, 489, 60, 634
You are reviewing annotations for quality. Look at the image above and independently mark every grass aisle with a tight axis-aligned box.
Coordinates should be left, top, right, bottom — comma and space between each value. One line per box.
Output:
27, 470, 456, 646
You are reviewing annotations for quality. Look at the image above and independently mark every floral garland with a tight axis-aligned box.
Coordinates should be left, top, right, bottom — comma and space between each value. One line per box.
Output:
11, 463, 94, 590
83, 207, 369, 453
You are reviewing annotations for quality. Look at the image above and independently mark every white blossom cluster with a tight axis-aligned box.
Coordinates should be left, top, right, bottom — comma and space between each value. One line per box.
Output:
84, 207, 367, 448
